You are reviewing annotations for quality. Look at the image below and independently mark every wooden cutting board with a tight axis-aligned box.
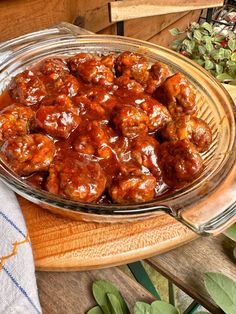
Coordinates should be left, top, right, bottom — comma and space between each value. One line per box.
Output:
19, 197, 197, 271
20, 84, 235, 271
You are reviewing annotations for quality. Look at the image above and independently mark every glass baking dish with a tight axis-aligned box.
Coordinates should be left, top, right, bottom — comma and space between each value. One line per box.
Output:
0, 22, 235, 235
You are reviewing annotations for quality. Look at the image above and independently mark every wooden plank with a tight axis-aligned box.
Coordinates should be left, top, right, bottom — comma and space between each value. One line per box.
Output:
109, 0, 223, 22
37, 267, 155, 313
19, 196, 197, 271
98, 24, 117, 35
0, 0, 79, 42
147, 234, 236, 313
148, 10, 201, 48
78, 4, 112, 33
124, 11, 188, 40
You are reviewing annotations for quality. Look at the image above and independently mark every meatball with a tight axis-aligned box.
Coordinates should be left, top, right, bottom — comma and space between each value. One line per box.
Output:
0, 104, 34, 141
160, 115, 212, 152
36, 95, 81, 139
40, 58, 70, 77
145, 62, 170, 94
101, 54, 116, 69
154, 73, 197, 117
115, 51, 149, 84
109, 163, 157, 204
69, 53, 114, 85
73, 120, 116, 159
53, 74, 80, 97
113, 105, 149, 138
139, 97, 171, 132
115, 76, 144, 94
9, 70, 46, 106
131, 135, 160, 177
1, 134, 55, 176
158, 139, 204, 188
46, 155, 106, 202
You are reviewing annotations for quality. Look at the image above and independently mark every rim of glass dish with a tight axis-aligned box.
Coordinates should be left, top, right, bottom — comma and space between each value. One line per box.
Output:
0, 33, 236, 216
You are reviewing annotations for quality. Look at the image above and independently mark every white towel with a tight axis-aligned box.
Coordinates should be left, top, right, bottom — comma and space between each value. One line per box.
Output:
0, 181, 42, 313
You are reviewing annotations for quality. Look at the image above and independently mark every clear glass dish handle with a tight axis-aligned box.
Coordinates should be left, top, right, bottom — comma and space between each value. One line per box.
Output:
0, 22, 235, 235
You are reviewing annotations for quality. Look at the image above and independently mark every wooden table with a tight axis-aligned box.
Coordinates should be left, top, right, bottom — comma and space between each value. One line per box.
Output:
37, 233, 236, 313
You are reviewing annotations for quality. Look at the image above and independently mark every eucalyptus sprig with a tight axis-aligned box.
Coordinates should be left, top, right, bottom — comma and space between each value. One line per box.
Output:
170, 22, 236, 84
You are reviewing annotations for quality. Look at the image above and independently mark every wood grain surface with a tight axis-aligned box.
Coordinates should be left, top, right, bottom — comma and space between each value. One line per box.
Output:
147, 234, 236, 314
37, 267, 155, 313
20, 197, 196, 271
109, 0, 223, 22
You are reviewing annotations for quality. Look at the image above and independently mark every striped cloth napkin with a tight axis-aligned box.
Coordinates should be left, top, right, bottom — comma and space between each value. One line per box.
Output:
0, 181, 42, 313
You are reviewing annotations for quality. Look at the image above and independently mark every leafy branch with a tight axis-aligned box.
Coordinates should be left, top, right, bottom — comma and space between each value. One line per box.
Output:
170, 22, 236, 84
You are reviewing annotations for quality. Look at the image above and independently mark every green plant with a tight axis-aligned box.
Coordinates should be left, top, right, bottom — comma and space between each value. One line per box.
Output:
87, 272, 236, 313
170, 22, 236, 84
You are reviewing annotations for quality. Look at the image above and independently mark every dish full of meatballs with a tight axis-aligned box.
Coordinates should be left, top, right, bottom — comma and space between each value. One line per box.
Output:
0, 51, 213, 205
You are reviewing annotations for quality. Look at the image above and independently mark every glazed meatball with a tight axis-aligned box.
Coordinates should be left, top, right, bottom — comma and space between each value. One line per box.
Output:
9, 70, 46, 106
131, 135, 160, 177
0, 104, 34, 141
73, 120, 116, 159
46, 155, 106, 202
1, 134, 55, 176
158, 139, 204, 188
115, 76, 144, 94
115, 51, 149, 84
113, 105, 149, 138
139, 97, 172, 132
160, 115, 212, 152
109, 163, 157, 204
145, 62, 170, 94
154, 73, 197, 117
69, 53, 114, 85
40, 58, 70, 77
36, 95, 81, 139
53, 74, 80, 97
101, 54, 116, 69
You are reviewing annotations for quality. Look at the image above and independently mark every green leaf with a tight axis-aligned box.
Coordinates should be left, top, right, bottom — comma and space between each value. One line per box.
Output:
224, 49, 232, 59
227, 60, 236, 70
87, 306, 104, 314
107, 293, 124, 314
205, 40, 214, 52
171, 39, 182, 50
218, 48, 226, 60
216, 73, 234, 82
182, 39, 195, 54
224, 224, 236, 241
193, 30, 202, 41
187, 31, 193, 40
201, 22, 212, 33
204, 60, 214, 70
170, 28, 181, 36
228, 38, 236, 51
214, 35, 226, 42
204, 272, 236, 314
134, 302, 151, 314
231, 52, 236, 62
198, 45, 206, 55
216, 64, 223, 74
92, 280, 129, 314
233, 247, 236, 260
193, 59, 205, 66
150, 301, 179, 314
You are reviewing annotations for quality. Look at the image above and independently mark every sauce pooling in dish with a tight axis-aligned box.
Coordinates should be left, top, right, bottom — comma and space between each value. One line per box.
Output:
0, 52, 212, 204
